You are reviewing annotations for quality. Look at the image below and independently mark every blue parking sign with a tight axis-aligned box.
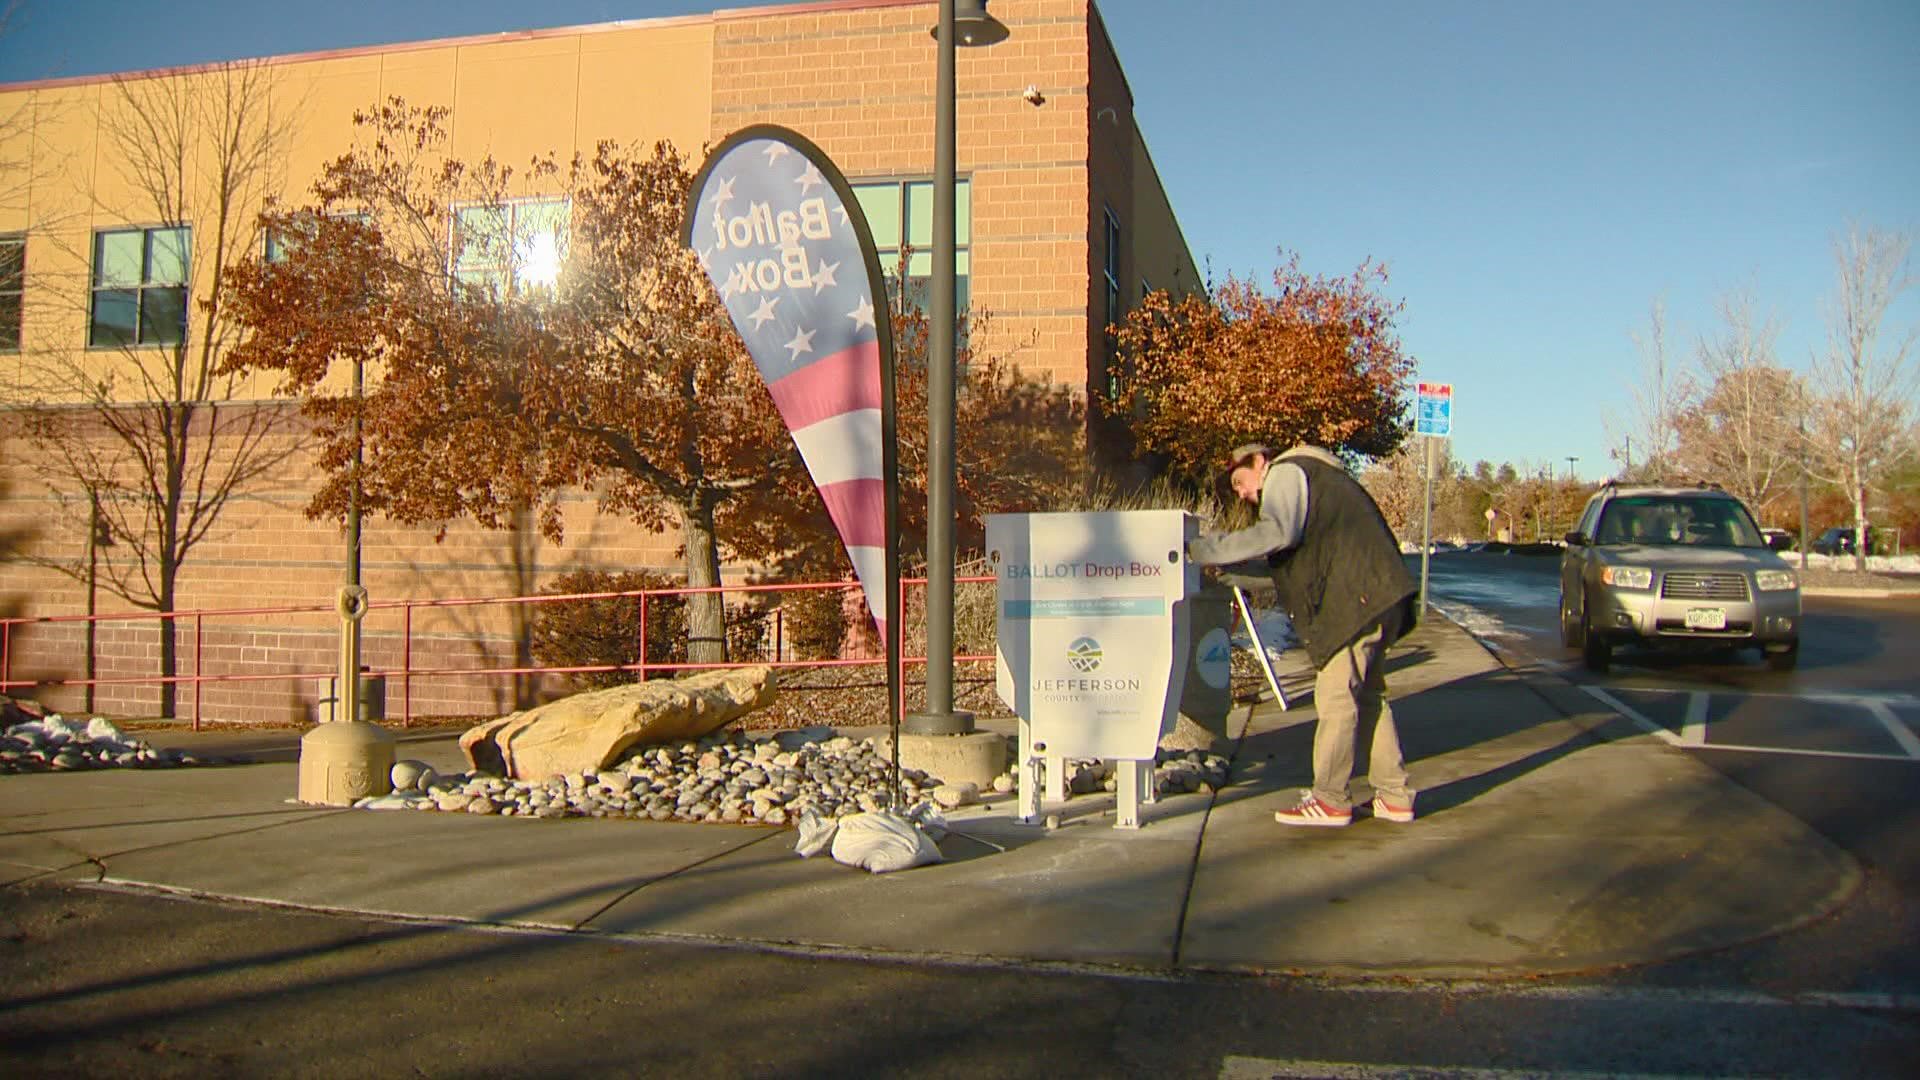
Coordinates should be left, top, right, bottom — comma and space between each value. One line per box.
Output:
1415, 381, 1452, 437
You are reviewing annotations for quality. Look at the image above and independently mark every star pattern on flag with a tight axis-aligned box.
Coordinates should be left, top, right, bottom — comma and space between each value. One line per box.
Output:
811, 258, 840, 295
693, 136, 885, 386
847, 295, 876, 331
749, 295, 780, 330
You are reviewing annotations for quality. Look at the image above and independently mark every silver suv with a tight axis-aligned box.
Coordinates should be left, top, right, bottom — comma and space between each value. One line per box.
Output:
1559, 485, 1801, 672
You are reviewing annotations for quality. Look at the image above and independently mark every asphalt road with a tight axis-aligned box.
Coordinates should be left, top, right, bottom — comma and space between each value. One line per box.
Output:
2, 882, 1915, 1079
1421, 552, 1920, 998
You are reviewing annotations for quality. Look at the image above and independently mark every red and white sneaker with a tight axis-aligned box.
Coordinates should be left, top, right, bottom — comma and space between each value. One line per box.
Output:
1371, 796, 1415, 823
1274, 792, 1352, 827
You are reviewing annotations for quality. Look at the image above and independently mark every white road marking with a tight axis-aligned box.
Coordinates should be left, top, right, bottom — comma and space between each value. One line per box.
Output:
1580, 686, 1682, 746
1680, 692, 1708, 746
1689, 741, 1920, 763
1863, 701, 1920, 759
1220, 1057, 1729, 1080
1326, 980, 1920, 1011
1580, 685, 1920, 762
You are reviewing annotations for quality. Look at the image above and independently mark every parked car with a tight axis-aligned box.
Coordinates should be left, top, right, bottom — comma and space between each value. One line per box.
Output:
1811, 525, 1871, 556
1559, 485, 1801, 672
1760, 527, 1795, 552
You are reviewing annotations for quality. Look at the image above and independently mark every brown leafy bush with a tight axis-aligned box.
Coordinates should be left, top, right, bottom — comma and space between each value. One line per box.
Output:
530, 569, 686, 689
768, 584, 855, 661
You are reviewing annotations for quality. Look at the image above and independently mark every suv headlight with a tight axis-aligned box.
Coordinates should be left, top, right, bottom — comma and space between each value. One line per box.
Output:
1754, 569, 1798, 592
1601, 566, 1653, 589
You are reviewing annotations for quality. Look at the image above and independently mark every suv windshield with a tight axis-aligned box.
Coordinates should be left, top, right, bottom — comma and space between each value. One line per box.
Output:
1594, 495, 1765, 548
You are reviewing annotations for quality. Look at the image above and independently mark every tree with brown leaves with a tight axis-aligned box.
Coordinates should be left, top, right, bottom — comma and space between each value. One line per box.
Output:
225, 100, 1086, 669
1105, 256, 1414, 481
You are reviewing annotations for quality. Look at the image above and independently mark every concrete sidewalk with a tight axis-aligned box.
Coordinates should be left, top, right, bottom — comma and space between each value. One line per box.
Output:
0, 615, 1860, 979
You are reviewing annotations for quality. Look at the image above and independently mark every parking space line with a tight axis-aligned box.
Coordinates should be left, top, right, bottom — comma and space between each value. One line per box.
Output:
1580, 685, 1920, 762
1691, 742, 1920, 762
1580, 686, 1682, 746
1219, 1057, 1729, 1080
1681, 692, 1708, 746
1863, 701, 1920, 759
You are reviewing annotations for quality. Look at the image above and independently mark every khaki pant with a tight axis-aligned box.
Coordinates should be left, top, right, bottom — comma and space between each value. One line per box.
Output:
1310, 612, 1412, 810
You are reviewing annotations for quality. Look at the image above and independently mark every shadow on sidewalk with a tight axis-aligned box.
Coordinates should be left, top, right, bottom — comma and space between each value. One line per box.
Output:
1216, 664, 1615, 818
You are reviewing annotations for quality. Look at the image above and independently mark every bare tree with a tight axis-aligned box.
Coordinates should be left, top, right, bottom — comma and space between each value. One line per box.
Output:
1805, 226, 1917, 571
1360, 437, 1455, 540
14, 60, 305, 717
1609, 298, 1692, 481
1671, 290, 1803, 512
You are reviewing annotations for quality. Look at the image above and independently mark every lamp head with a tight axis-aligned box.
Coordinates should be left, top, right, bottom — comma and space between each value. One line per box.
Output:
932, 0, 1010, 47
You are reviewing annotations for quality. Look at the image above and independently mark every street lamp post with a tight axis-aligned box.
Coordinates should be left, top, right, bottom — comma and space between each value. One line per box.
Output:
1797, 414, 1810, 573
1564, 456, 1578, 534
905, 0, 1006, 737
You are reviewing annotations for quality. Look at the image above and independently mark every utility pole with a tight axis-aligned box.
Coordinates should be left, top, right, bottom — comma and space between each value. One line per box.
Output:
1798, 414, 1810, 572
1419, 437, 1434, 614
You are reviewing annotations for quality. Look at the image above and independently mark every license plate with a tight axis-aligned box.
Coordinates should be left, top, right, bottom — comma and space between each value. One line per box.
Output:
1685, 607, 1727, 630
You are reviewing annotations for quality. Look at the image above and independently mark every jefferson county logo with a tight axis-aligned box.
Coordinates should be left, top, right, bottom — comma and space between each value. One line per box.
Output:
1066, 637, 1103, 673
1196, 627, 1232, 689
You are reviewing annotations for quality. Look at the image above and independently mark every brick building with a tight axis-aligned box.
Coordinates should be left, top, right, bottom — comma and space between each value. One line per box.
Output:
0, 0, 1195, 723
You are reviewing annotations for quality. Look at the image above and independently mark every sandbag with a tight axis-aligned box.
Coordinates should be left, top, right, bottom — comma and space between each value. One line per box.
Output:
830, 810, 943, 873
795, 810, 839, 858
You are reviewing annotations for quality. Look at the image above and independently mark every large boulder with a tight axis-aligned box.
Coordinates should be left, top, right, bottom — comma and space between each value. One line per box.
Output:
459, 667, 777, 780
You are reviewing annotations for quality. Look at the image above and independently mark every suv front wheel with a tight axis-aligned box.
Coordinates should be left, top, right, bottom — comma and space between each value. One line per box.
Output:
1580, 589, 1611, 673
1559, 586, 1585, 648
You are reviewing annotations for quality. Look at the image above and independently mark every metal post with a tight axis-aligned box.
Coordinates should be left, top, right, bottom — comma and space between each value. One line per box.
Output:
1419, 437, 1433, 615
906, 0, 968, 735
192, 613, 203, 731
344, 353, 364, 721
86, 495, 101, 714
638, 593, 650, 681
1797, 416, 1810, 573
402, 602, 413, 727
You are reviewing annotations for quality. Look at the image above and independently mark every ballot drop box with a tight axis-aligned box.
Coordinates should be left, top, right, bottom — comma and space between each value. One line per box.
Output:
988, 510, 1199, 829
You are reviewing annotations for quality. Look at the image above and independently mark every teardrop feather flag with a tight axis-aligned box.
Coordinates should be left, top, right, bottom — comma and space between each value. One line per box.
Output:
682, 125, 902, 731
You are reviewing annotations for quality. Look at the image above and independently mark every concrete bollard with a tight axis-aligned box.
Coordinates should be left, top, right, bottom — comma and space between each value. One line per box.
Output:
298, 720, 396, 806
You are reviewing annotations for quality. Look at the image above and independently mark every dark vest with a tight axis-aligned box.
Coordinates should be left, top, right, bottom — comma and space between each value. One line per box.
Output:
1268, 452, 1418, 668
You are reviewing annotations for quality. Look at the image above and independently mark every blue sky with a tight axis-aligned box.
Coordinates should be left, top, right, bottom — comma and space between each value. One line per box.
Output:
3, 0, 1916, 480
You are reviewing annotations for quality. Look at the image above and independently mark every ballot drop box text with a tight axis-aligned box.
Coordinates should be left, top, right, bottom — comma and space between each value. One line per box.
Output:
988, 510, 1199, 828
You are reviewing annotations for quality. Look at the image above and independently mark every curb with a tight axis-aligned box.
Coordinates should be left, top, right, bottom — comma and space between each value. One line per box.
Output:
1801, 587, 1913, 599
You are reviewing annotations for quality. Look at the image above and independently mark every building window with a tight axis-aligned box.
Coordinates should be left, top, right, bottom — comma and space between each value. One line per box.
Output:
90, 226, 189, 348
0, 234, 21, 352
851, 178, 970, 315
1103, 207, 1122, 396
1103, 207, 1122, 333
452, 197, 569, 299
265, 210, 371, 264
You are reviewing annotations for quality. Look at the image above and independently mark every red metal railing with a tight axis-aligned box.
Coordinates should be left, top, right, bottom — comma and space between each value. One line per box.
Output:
0, 575, 997, 730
